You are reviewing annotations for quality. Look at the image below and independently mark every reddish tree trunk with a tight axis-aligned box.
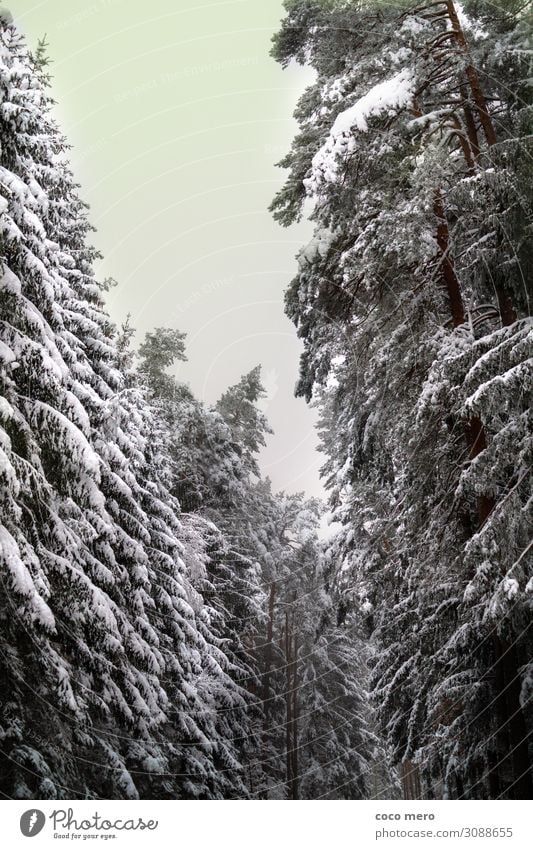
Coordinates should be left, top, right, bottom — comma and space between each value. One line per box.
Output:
445, 0, 497, 147
445, 0, 516, 328
434, 191, 465, 328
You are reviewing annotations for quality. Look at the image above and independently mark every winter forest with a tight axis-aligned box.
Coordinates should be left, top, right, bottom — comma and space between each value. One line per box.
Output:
0, 0, 531, 802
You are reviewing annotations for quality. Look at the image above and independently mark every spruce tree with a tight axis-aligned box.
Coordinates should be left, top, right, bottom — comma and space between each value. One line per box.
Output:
0, 14, 252, 800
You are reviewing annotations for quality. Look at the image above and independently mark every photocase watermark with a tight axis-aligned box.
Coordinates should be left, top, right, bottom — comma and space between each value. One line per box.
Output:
51, 808, 159, 836
170, 274, 236, 317
114, 57, 260, 104
19, 807, 159, 840
4, 705, 51, 753
20, 810, 46, 837
56, 0, 128, 31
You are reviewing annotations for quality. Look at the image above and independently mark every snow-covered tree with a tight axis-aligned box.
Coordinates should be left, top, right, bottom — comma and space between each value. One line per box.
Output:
271, 0, 532, 799
0, 15, 253, 800
244, 488, 381, 799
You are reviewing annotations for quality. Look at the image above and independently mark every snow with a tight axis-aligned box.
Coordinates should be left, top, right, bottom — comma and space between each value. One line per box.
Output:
307, 69, 416, 192
0, 338, 16, 363
401, 16, 426, 36
142, 755, 166, 773
332, 355, 346, 367
329, 69, 414, 134
0, 526, 55, 630
453, 1, 488, 39
501, 577, 519, 600
0, 0, 529, 804
0, 267, 22, 295
298, 228, 335, 266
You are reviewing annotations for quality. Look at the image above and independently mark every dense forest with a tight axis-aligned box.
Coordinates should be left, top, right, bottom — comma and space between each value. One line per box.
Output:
0, 0, 531, 801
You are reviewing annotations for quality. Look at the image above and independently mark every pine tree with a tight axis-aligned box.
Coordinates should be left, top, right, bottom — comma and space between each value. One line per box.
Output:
271, 0, 532, 799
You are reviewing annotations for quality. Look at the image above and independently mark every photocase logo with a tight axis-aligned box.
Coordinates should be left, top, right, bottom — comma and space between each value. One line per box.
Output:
20, 809, 46, 837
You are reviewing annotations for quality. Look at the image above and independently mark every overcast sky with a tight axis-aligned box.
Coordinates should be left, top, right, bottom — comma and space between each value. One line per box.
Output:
12, 0, 323, 498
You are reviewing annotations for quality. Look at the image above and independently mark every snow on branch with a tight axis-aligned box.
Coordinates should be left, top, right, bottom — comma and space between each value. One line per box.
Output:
306, 69, 416, 193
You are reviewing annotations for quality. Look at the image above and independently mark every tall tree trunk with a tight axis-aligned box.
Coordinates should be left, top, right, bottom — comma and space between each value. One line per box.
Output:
434, 191, 495, 521
445, 0, 517, 328
261, 580, 277, 791
432, 185, 529, 801
401, 760, 422, 799
263, 581, 276, 704
491, 637, 532, 798
445, 5, 528, 796
291, 630, 299, 800
434, 190, 465, 328
464, 416, 495, 527
434, 170, 530, 802
409, 1, 524, 801
445, 0, 497, 147
285, 609, 293, 798
458, 79, 480, 164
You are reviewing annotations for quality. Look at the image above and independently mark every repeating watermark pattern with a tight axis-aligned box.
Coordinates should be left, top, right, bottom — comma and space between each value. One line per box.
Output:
114, 57, 260, 104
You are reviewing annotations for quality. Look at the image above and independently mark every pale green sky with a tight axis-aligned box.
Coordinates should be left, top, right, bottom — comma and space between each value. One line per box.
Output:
11, 0, 323, 497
